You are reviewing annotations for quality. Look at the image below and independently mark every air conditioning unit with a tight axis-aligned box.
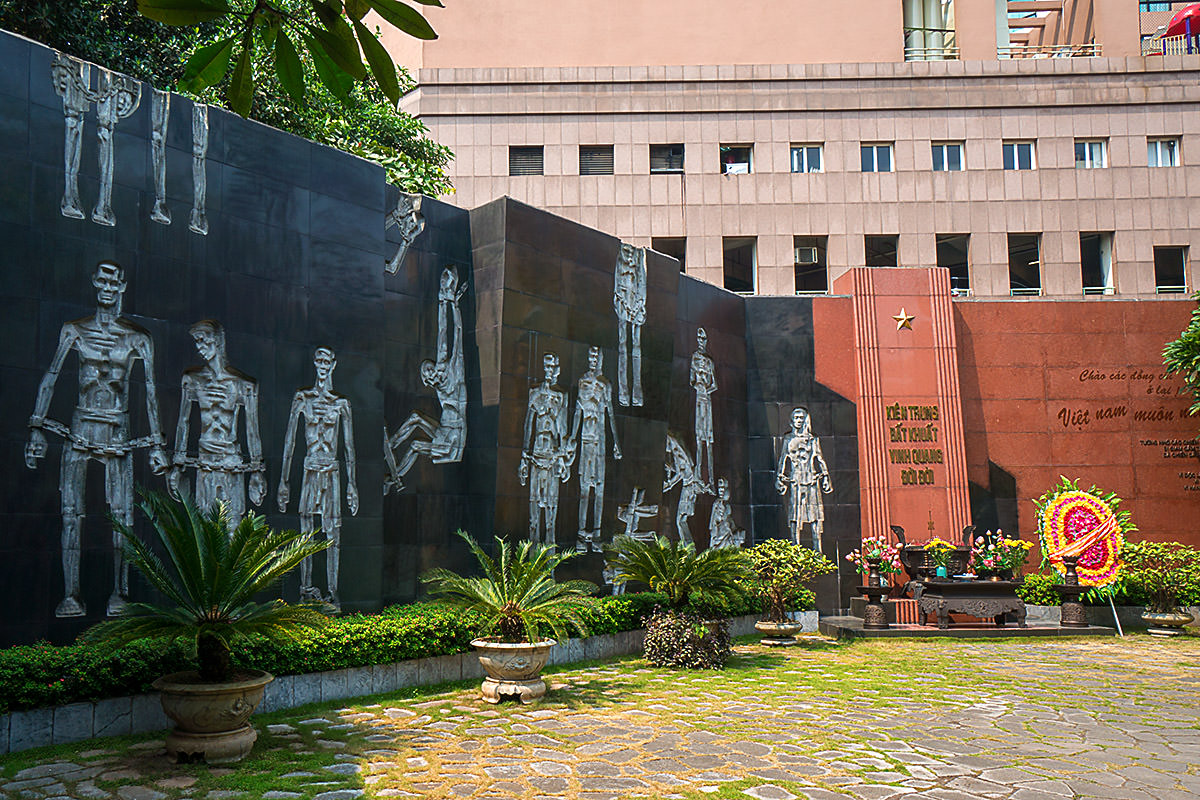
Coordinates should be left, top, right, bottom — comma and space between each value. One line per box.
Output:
795, 247, 819, 265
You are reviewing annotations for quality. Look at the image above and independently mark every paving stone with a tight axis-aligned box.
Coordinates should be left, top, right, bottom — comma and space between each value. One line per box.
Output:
742, 787, 797, 800
116, 788, 166, 800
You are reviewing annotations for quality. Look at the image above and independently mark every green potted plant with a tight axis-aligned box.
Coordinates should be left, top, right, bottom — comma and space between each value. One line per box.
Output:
1121, 540, 1200, 635
604, 535, 749, 668
746, 539, 834, 646
84, 492, 332, 763
422, 531, 595, 703
923, 538, 957, 579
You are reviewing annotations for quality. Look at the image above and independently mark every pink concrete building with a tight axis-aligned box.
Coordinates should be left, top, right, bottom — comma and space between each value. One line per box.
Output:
393, 0, 1200, 299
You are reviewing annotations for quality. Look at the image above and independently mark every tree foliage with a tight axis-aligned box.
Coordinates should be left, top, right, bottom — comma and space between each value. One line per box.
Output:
605, 535, 751, 613
1163, 291, 1200, 430
0, 0, 453, 195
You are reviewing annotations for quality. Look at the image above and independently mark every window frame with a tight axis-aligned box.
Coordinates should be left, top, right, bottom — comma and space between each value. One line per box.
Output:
1148, 137, 1180, 168
578, 144, 615, 176
1074, 139, 1108, 170
649, 143, 686, 174
508, 145, 545, 176
790, 143, 824, 174
1002, 140, 1036, 171
860, 142, 895, 173
720, 144, 753, 175
931, 141, 965, 172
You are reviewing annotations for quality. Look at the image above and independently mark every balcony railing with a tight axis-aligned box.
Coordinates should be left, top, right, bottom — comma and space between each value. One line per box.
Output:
904, 45, 961, 60
998, 42, 1102, 58
1143, 33, 1200, 54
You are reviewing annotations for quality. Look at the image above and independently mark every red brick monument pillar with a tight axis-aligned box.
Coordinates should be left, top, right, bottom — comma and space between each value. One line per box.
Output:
834, 267, 970, 545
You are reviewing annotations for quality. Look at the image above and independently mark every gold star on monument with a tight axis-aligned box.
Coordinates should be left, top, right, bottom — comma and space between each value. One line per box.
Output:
892, 308, 916, 330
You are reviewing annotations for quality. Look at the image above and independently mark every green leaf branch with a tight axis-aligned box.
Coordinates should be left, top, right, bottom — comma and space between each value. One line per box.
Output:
138, 0, 440, 113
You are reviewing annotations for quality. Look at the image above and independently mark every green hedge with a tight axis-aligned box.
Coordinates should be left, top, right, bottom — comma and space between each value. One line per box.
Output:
1015, 570, 1200, 607
0, 591, 773, 714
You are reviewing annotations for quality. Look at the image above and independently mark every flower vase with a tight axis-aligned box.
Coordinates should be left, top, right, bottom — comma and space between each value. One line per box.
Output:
935, 566, 948, 578
860, 555, 890, 630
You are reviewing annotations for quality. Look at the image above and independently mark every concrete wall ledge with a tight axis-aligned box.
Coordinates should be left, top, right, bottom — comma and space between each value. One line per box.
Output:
0, 611, 818, 755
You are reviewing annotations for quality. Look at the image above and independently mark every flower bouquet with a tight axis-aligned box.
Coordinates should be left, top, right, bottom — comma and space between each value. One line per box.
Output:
846, 534, 903, 583
923, 537, 957, 578
970, 530, 1034, 579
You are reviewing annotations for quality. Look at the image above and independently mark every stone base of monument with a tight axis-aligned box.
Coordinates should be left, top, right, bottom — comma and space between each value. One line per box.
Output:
819, 616, 1116, 640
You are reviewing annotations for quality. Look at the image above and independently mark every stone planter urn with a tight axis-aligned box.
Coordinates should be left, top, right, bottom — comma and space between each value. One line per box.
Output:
152, 669, 273, 763
471, 638, 556, 703
754, 620, 804, 646
1142, 610, 1194, 636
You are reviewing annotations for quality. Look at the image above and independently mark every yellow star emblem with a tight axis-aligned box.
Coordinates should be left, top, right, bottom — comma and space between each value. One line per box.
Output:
892, 308, 915, 330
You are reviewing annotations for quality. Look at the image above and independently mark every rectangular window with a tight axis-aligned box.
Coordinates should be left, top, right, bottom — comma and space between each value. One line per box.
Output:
650, 144, 685, 173
794, 236, 828, 294
508, 146, 544, 176
722, 236, 757, 294
651, 237, 687, 272
790, 144, 823, 174
931, 142, 964, 172
936, 234, 971, 295
1154, 246, 1188, 294
1003, 141, 1036, 171
1008, 233, 1042, 295
720, 144, 753, 174
1148, 138, 1180, 167
1080, 232, 1114, 295
579, 145, 614, 175
865, 235, 899, 267
1074, 139, 1107, 169
1140, 2, 1171, 11
861, 143, 894, 173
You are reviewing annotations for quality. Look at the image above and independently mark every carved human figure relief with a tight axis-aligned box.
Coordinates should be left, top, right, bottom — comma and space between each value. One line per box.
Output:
189, 103, 209, 235
776, 407, 833, 551
663, 432, 708, 545
569, 346, 621, 553
150, 89, 171, 225
690, 327, 717, 488
91, 69, 141, 227
278, 348, 359, 610
51, 52, 93, 220
613, 243, 647, 406
25, 261, 168, 618
602, 561, 626, 596
616, 488, 658, 542
518, 352, 572, 545
708, 477, 745, 549
385, 266, 467, 494
168, 321, 265, 531
384, 193, 425, 274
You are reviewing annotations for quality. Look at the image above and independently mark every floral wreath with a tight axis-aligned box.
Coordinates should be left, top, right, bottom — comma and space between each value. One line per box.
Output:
1033, 476, 1134, 587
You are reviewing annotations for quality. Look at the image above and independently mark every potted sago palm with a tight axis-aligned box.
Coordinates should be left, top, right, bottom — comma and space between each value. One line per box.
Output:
84, 492, 332, 763
422, 531, 596, 703
605, 534, 750, 668
747, 539, 834, 646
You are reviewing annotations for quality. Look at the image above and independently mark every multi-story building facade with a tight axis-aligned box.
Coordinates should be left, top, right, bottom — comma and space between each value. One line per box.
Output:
390, 1, 1200, 299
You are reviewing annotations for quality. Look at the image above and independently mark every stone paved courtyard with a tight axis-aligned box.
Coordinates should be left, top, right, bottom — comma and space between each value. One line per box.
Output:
3, 636, 1200, 800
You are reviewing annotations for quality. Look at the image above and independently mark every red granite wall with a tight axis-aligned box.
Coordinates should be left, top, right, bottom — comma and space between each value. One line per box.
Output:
954, 300, 1200, 547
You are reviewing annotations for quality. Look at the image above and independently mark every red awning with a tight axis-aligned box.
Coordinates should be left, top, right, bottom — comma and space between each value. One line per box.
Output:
1166, 3, 1200, 37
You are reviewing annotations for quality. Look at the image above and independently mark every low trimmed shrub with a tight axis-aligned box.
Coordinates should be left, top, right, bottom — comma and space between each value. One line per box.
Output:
0, 591, 723, 714
642, 609, 731, 670
1015, 573, 1060, 606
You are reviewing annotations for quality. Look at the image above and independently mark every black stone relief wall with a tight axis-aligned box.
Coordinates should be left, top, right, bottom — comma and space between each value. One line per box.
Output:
744, 297, 861, 612
0, 33, 863, 645
668, 277, 750, 548
0, 33, 400, 644
470, 199, 681, 587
